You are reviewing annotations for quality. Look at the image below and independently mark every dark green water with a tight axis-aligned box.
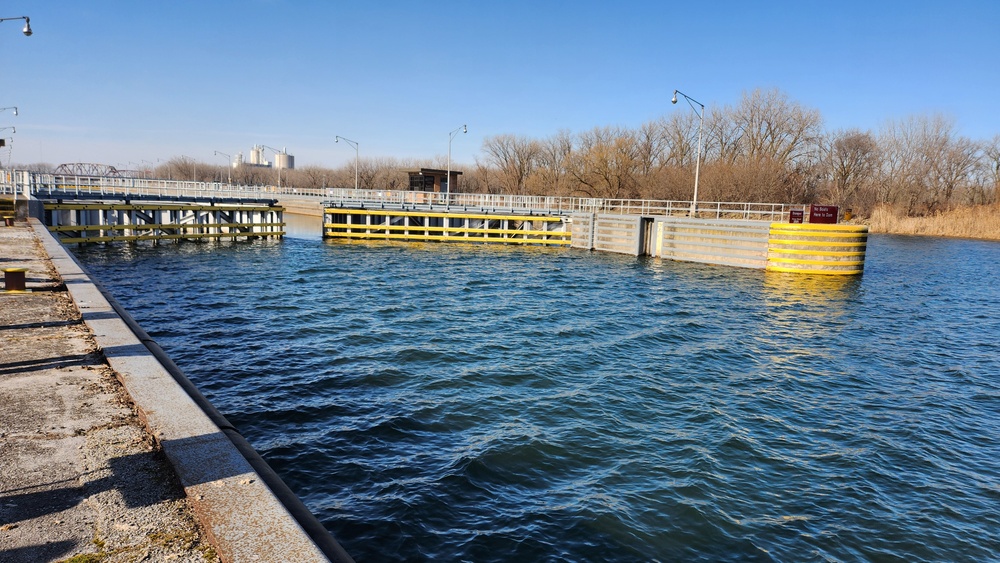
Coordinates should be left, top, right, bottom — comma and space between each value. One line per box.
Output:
73, 233, 1000, 562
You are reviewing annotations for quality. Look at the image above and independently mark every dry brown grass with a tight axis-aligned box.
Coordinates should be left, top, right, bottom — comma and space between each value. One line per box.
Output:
867, 204, 1000, 241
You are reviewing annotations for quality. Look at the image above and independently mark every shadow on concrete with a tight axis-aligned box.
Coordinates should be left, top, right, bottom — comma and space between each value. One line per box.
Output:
25, 283, 67, 292
98, 343, 152, 358
0, 354, 92, 375
1, 432, 263, 527
0, 540, 78, 563
0, 448, 186, 528
0, 318, 81, 331
81, 310, 121, 321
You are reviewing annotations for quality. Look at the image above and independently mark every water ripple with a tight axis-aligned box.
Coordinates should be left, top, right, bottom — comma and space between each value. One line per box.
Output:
73, 234, 1000, 562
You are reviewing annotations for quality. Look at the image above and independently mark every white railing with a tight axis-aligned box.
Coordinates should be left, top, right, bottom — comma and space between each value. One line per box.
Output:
6, 170, 797, 222
0, 170, 25, 197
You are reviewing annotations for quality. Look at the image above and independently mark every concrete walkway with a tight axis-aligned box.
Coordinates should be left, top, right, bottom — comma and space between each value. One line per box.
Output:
1, 217, 347, 562
0, 221, 217, 561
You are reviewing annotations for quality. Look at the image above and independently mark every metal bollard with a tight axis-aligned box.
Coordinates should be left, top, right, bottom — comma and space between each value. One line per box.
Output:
3, 267, 27, 291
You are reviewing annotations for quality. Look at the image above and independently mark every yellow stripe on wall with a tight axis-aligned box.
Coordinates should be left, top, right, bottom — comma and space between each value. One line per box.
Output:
766, 222, 869, 275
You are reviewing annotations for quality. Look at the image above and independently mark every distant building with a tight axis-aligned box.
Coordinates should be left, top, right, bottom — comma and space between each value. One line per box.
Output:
274, 151, 294, 170
250, 145, 268, 166
235, 145, 295, 170
407, 168, 463, 192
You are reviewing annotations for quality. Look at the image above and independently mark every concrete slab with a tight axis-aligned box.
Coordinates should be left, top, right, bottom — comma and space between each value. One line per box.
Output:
0, 221, 351, 561
1, 225, 217, 562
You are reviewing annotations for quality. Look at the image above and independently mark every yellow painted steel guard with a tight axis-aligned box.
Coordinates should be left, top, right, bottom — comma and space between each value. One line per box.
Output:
323, 208, 570, 246
766, 223, 868, 275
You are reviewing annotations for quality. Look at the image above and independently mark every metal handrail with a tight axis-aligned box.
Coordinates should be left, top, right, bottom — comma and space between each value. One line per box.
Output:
6, 170, 797, 222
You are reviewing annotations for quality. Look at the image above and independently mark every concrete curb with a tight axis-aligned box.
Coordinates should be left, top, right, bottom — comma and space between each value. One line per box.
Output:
30, 219, 354, 563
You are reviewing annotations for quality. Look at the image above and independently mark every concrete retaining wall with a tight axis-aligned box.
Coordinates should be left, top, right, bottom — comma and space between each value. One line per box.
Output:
592, 213, 644, 256
30, 219, 353, 563
651, 217, 770, 269
569, 213, 595, 250
574, 215, 867, 275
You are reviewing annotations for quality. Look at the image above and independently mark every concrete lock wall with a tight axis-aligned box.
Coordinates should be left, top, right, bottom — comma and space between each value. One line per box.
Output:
578, 215, 867, 275
569, 213, 595, 250
651, 217, 770, 269
592, 214, 645, 256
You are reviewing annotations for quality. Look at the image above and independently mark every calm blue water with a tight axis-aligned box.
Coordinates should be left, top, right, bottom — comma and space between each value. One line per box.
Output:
73, 230, 1000, 562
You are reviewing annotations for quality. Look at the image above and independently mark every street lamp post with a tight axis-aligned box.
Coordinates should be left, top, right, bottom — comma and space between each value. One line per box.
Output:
335, 136, 359, 190
214, 151, 232, 185
0, 127, 14, 158
180, 155, 197, 182
260, 145, 286, 190
0, 16, 31, 36
1, 111, 17, 162
671, 89, 705, 217
447, 124, 467, 199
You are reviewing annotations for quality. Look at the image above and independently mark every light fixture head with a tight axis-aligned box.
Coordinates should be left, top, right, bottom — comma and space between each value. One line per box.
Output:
12, 108, 17, 116
22, 17, 31, 36
335, 137, 339, 143
671, 91, 678, 104
462, 125, 467, 133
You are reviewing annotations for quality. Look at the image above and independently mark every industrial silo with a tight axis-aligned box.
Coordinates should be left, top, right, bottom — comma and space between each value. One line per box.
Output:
274, 151, 295, 170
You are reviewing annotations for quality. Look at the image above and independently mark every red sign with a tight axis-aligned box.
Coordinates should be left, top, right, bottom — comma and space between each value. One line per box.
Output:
789, 209, 804, 224
809, 205, 839, 224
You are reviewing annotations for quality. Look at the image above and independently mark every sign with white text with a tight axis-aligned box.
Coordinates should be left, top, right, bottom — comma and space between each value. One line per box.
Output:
809, 205, 839, 224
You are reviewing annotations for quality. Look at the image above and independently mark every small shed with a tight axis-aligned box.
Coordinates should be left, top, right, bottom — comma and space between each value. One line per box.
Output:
407, 168, 463, 193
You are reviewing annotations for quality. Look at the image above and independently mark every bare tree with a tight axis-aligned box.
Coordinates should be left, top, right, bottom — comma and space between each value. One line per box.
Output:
232, 164, 273, 186
971, 135, 1000, 205
156, 157, 198, 181
531, 130, 574, 195
824, 129, 880, 209
566, 126, 642, 199
356, 158, 380, 190
481, 134, 541, 194
368, 157, 411, 191
730, 88, 823, 167
663, 111, 701, 167
877, 115, 981, 214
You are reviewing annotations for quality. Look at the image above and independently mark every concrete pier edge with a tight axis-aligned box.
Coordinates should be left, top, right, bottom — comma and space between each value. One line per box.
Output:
28, 218, 354, 563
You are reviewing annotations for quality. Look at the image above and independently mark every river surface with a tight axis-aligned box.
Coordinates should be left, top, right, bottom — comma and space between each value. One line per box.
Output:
72, 225, 1000, 562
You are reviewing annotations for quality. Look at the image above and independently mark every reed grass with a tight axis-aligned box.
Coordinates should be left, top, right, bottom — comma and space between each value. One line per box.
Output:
867, 204, 1000, 241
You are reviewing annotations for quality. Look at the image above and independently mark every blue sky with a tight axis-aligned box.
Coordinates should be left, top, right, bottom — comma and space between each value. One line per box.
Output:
2, 0, 998, 169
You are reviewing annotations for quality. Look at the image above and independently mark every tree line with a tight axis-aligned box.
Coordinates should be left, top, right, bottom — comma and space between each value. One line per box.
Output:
23, 88, 1000, 218
471, 89, 999, 217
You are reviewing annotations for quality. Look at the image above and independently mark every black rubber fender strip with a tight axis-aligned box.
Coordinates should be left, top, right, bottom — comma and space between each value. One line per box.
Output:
65, 250, 355, 563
